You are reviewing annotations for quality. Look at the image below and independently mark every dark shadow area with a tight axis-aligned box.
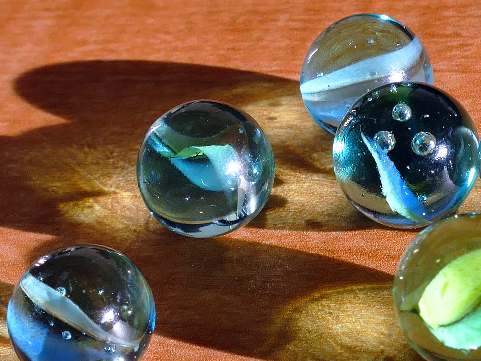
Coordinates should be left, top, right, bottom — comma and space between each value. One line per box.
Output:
0, 281, 14, 310
27, 235, 421, 361
5, 60, 380, 234
0, 281, 14, 352
0, 60, 419, 359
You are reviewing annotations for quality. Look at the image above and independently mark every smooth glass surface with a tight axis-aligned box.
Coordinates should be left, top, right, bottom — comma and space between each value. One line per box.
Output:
333, 82, 479, 228
137, 100, 275, 238
393, 214, 481, 360
300, 14, 434, 135
7, 245, 156, 361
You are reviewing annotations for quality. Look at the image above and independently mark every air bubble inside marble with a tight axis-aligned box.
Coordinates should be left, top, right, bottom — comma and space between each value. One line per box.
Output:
333, 82, 478, 228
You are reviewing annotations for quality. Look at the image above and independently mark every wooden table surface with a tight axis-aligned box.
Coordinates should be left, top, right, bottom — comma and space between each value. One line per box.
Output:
1, 1, 481, 360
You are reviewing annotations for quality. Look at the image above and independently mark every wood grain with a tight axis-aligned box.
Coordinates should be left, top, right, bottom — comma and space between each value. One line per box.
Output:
1, 1, 481, 360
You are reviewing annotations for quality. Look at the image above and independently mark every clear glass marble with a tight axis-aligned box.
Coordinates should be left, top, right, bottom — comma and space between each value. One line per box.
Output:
300, 14, 434, 135
137, 100, 275, 238
393, 213, 481, 360
7, 245, 156, 361
333, 82, 479, 228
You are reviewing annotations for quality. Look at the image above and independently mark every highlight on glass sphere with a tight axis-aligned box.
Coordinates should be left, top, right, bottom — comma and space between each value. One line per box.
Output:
393, 213, 481, 360
300, 13, 434, 135
137, 100, 275, 238
7, 245, 156, 361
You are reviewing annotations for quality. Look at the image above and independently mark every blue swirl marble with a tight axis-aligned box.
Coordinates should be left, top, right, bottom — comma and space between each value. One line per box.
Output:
300, 14, 433, 135
7, 246, 156, 361
333, 82, 478, 228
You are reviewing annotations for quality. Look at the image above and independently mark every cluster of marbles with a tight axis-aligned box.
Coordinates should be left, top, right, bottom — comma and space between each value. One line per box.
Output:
7, 245, 156, 361
6, 12, 481, 361
393, 213, 481, 361
300, 13, 434, 135
137, 100, 275, 238
301, 15, 481, 358
332, 82, 479, 228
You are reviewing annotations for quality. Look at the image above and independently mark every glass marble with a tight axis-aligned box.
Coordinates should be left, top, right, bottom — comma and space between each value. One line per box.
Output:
332, 82, 479, 229
7, 245, 156, 361
393, 213, 481, 360
300, 14, 434, 135
137, 100, 275, 238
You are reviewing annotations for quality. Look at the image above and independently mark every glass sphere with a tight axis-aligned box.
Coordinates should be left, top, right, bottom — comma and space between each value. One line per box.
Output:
300, 14, 434, 135
393, 214, 481, 360
137, 100, 275, 238
333, 82, 479, 229
7, 245, 156, 361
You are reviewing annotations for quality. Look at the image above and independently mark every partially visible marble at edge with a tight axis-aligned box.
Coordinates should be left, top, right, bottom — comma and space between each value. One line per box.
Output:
394, 214, 481, 361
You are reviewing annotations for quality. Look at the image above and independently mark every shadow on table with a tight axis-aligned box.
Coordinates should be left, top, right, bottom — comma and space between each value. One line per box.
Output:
0, 61, 423, 360
27, 234, 422, 361
3, 60, 380, 236
0, 281, 16, 361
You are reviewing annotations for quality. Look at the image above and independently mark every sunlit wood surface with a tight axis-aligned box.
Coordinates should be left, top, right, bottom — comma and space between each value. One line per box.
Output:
1, 1, 481, 360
